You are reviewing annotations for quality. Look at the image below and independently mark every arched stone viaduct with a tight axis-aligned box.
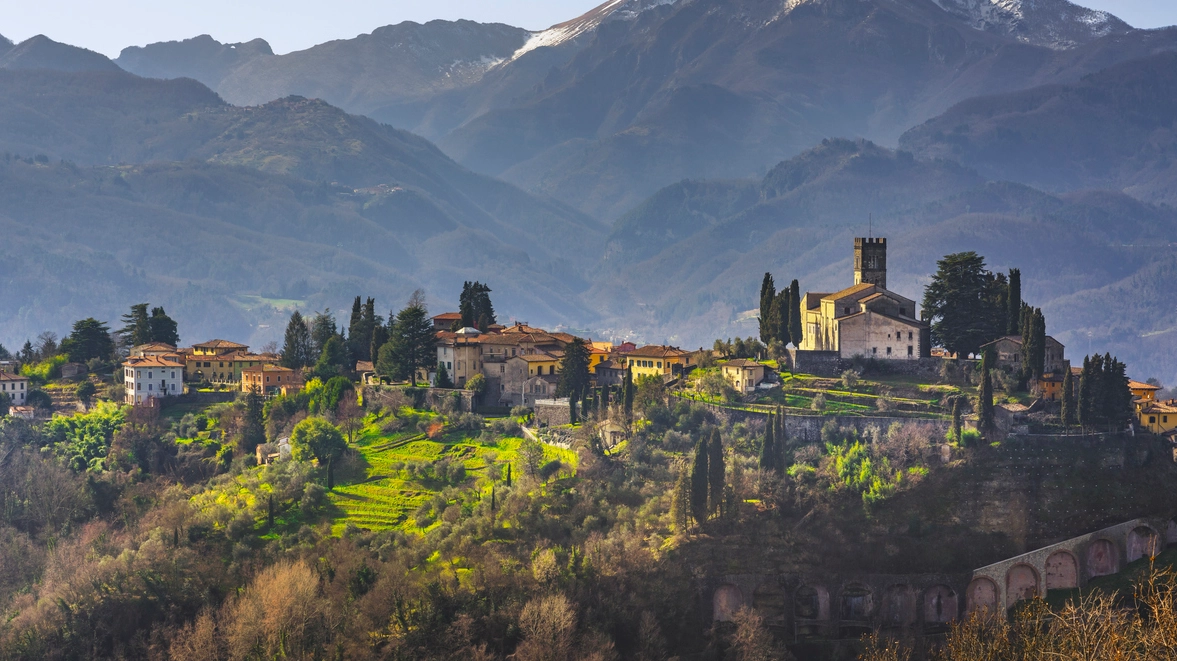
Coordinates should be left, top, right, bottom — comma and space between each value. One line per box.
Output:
708, 516, 1177, 639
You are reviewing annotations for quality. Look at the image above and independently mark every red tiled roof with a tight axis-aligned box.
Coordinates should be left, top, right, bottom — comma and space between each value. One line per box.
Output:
0, 371, 28, 381
125, 356, 186, 368
193, 339, 248, 349
628, 345, 690, 358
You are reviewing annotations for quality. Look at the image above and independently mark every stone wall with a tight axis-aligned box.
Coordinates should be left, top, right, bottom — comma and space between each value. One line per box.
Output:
533, 398, 571, 426
787, 350, 944, 379
365, 385, 475, 413
686, 401, 949, 444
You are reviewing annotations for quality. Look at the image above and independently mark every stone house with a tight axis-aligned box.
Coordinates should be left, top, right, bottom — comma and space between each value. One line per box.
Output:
981, 335, 1066, 375
721, 359, 766, 394
123, 355, 186, 405
593, 359, 626, 386
241, 364, 304, 395
623, 345, 695, 379
0, 371, 29, 406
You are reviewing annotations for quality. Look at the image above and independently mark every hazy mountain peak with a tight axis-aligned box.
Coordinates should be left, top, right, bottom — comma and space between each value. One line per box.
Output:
116, 34, 272, 89
930, 0, 1131, 49
0, 34, 12, 53
510, 0, 679, 61
0, 34, 121, 72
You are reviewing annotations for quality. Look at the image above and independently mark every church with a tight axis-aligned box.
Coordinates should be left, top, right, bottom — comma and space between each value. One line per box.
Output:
797, 238, 931, 360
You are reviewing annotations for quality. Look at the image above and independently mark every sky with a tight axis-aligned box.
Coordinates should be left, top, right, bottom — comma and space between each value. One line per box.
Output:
4, 0, 1177, 58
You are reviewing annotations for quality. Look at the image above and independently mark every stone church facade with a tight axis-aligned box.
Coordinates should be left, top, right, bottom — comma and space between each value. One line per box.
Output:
798, 238, 931, 361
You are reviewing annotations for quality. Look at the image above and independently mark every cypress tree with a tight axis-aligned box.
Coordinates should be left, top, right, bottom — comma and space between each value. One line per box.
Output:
979, 347, 995, 435
951, 398, 962, 443
1078, 356, 1092, 430
569, 397, 578, 425
506, 464, 512, 487
623, 367, 635, 416
1031, 308, 1046, 380
760, 414, 776, 472
670, 465, 691, 532
708, 429, 725, 516
789, 279, 803, 348
773, 289, 791, 346
690, 438, 710, 524
435, 361, 454, 389
1061, 366, 1075, 428
242, 387, 266, 457
759, 273, 776, 344
1007, 268, 1021, 335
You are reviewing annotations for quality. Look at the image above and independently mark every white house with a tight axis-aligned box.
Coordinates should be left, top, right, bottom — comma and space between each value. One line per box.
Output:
0, 371, 29, 406
124, 355, 186, 405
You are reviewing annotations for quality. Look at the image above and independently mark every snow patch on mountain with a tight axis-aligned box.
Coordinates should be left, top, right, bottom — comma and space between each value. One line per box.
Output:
931, 0, 1132, 49
509, 0, 678, 61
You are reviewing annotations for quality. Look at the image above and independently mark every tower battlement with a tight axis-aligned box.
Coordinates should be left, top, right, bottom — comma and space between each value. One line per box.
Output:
854, 237, 887, 289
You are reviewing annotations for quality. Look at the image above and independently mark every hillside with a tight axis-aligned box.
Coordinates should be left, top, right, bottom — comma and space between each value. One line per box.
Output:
0, 69, 605, 348
591, 139, 1177, 382
0, 159, 597, 351
0, 35, 120, 72
899, 50, 1177, 206
439, 0, 1177, 219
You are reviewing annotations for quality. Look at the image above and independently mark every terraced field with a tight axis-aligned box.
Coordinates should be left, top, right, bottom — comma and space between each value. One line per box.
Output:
328, 420, 575, 535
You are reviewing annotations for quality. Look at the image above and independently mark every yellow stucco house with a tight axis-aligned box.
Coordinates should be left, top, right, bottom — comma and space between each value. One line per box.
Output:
623, 345, 694, 378
721, 359, 766, 394
1139, 399, 1177, 435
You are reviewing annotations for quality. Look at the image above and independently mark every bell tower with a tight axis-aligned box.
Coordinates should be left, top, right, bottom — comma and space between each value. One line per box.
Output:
854, 237, 887, 289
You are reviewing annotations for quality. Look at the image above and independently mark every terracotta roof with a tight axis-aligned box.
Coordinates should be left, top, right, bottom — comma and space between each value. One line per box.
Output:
1129, 380, 1161, 391
355, 361, 375, 373
432, 312, 462, 321
824, 282, 878, 301
0, 371, 28, 381
241, 364, 296, 374
723, 359, 763, 368
502, 323, 548, 334
125, 356, 186, 368
193, 339, 248, 349
595, 360, 623, 370
628, 345, 690, 358
516, 353, 560, 363
1141, 400, 1177, 414
836, 309, 927, 328
132, 342, 177, 351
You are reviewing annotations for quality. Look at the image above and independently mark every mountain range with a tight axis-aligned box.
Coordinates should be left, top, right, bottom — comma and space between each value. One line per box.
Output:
4, 0, 1177, 382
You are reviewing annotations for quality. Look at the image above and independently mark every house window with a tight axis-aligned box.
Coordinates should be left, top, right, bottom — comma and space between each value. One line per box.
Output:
148, 384, 153, 391
1165, 416, 1170, 423
1150, 416, 1157, 423
886, 347, 892, 356
500, 365, 505, 373
843, 307, 850, 314
900, 308, 907, 316
658, 362, 663, 368
137, 383, 142, 390
872, 348, 877, 355
908, 332, 913, 341
907, 346, 913, 357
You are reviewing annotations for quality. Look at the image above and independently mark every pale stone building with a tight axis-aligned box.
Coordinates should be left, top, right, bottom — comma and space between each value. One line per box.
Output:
721, 359, 765, 394
124, 355, 186, 405
798, 238, 930, 360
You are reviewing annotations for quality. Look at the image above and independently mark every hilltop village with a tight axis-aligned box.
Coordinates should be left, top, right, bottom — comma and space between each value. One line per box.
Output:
1, 238, 1175, 661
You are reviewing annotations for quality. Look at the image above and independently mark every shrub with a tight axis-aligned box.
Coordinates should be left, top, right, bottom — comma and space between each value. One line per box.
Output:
300, 483, 326, 510
811, 393, 827, 411
959, 429, 982, 447
840, 369, 860, 391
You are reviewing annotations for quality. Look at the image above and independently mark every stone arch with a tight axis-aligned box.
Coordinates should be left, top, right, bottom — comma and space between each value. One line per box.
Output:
922, 585, 958, 625
1166, 518, 1177, 546
713, 584, 744, 623
1006, 564, 1039, 607
1128, 526, 1162, 562
882, 584, 916, 627
1045, 550, 1079, 591
965, 577, 998, 615
1086, 538, 1118, 578
794, 585, 829, 621
840, 584, 873, 622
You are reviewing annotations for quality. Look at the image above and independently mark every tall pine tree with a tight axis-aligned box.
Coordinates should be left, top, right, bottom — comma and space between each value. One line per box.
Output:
1061, 366, 1075, 428
708, 429, 725, 516
379, 290, 435, 385
281, 311, 314, 369
690, 437, 710, 524
760, 413, 776, 472
979, 346, 995, 435
789, 279, 803, 348
671, 465, 691, 532
759, 273, 776, 344
1007, 268, 1022, 335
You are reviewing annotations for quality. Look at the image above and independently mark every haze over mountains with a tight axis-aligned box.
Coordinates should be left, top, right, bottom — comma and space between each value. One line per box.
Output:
5, 0, 1177, 381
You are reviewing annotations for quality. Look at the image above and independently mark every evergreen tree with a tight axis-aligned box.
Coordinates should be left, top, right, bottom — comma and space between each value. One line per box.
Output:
310, 309, 338, 360
670, 465, 691, 532
690, 438, 710, 524
347, 297, 377, 362
309, 335, 349, 380
758, 273, 776, 344
1078, 355, 1092, 430
118, 304, 152, 348
380, 290, 435, 386
623, 367, 634, 416
557, 338, 591, 401
1007, 268, 1022, 335
459, 281, 497, 329
978, 346, 995, 434
1031, 309, 1047, 379
708, 429, 725, 516
772, 289, 791, 346
148, 307, 180, 346
281, 311, 314, 369
922, 252, 1007, 357
267, 495, 274, 529
369, 321, 388, 368
760, 414, 776, 472
951, 398, 962, 443
60, 318, 115, 364
1061, 366, 1075, 428
789, 279, 803, 347
435, 361, 454, 388
569, 397, 578, 425
242, 387, 266, 458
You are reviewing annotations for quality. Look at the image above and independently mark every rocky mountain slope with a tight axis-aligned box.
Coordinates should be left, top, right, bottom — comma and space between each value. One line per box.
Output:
899, 50, 1177, 206
0, 35, 121, 72
931, 0, 1131, 49
115, 35, 273, 87
439, 0, 1175, 219
590, 138, 1177, 381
